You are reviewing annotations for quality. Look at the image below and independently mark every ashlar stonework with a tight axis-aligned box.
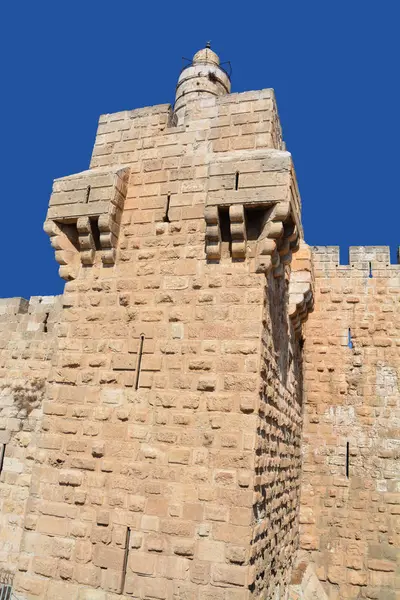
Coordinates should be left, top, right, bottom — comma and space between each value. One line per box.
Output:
0, 46, 398, 600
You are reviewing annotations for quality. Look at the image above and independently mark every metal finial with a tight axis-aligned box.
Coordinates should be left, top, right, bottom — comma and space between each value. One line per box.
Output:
206, 41, 211, 49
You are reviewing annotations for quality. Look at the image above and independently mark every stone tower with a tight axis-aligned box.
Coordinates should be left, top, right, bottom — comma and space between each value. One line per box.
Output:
174, 44, 231, 124
0, 45, 398, 600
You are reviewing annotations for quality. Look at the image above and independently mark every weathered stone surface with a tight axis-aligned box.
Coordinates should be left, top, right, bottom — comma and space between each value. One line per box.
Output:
0, 45, 397, 600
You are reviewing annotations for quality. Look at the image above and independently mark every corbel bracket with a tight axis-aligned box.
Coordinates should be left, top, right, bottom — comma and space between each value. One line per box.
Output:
288, 241, 315, 334
44, 166, 129, 280
205, 201, 299, 277
255, 202, 299, 277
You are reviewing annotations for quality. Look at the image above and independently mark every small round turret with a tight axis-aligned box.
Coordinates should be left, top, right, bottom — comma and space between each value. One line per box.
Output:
174, 44, 231, 123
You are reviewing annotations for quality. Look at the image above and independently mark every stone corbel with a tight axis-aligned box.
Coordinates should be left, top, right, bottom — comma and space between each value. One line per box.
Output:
255, 202, 300, 277
77, 217, 96, 265
98, 213, 119, 265
288, 241, 314, 334
44, 166, 129, 280
229, 205, 246, 259
43, 220, 79, 281
289, 287, 314, 334
205, 206, 221, 260
205, 201, 300, 277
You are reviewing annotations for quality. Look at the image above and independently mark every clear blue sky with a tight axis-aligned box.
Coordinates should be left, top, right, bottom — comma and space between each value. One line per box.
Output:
1, 1, 399, 299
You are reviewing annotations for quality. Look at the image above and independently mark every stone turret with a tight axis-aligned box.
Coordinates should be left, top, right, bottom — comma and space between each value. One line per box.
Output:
174, 44, 231, 124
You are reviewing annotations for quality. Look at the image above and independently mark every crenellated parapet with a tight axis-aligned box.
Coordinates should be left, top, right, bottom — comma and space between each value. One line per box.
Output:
205, 149, 302, 277
44, 166, 129, 280
312, 245, 400, 278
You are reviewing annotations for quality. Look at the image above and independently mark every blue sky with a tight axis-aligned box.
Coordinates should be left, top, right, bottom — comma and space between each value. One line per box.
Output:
1, 1, 399, 299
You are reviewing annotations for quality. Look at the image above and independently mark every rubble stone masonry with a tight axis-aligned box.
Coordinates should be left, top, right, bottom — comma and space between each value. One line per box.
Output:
0, 47, 398, 600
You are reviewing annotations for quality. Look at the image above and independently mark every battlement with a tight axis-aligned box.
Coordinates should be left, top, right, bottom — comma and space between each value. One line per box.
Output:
312, 246, 400, 276
0, 297, 29, 316
0, 295, 61, 333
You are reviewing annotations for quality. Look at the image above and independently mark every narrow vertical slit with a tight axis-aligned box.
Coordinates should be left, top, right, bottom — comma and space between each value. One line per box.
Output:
90, 217, 102, 250
43, 312, 49, 333
244, 207, 268, 240
346, 442, 350, 478
234, 171, 240, 190
0, 444, 6, 475
369, 261, 373, 278
348, 328, 353, 349
85, 185, 91, 203
163, 195, 171, 223
135, 335, 145, 390
218, 207, 232, 255
120, 526, 131, 594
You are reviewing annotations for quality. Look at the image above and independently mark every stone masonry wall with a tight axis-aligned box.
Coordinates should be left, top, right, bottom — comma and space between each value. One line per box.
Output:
300, 246, 400, 600
0, 296, 61, 583
9, 88, 306, 600
2, 52, 398, 600
251, 272, 304, 599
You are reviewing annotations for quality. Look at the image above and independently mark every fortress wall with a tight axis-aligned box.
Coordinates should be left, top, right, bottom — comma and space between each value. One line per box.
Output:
0, 296, 62, 582
12, 88, 304, 600
300, 246, 400, 600
6, 41, 400, 600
